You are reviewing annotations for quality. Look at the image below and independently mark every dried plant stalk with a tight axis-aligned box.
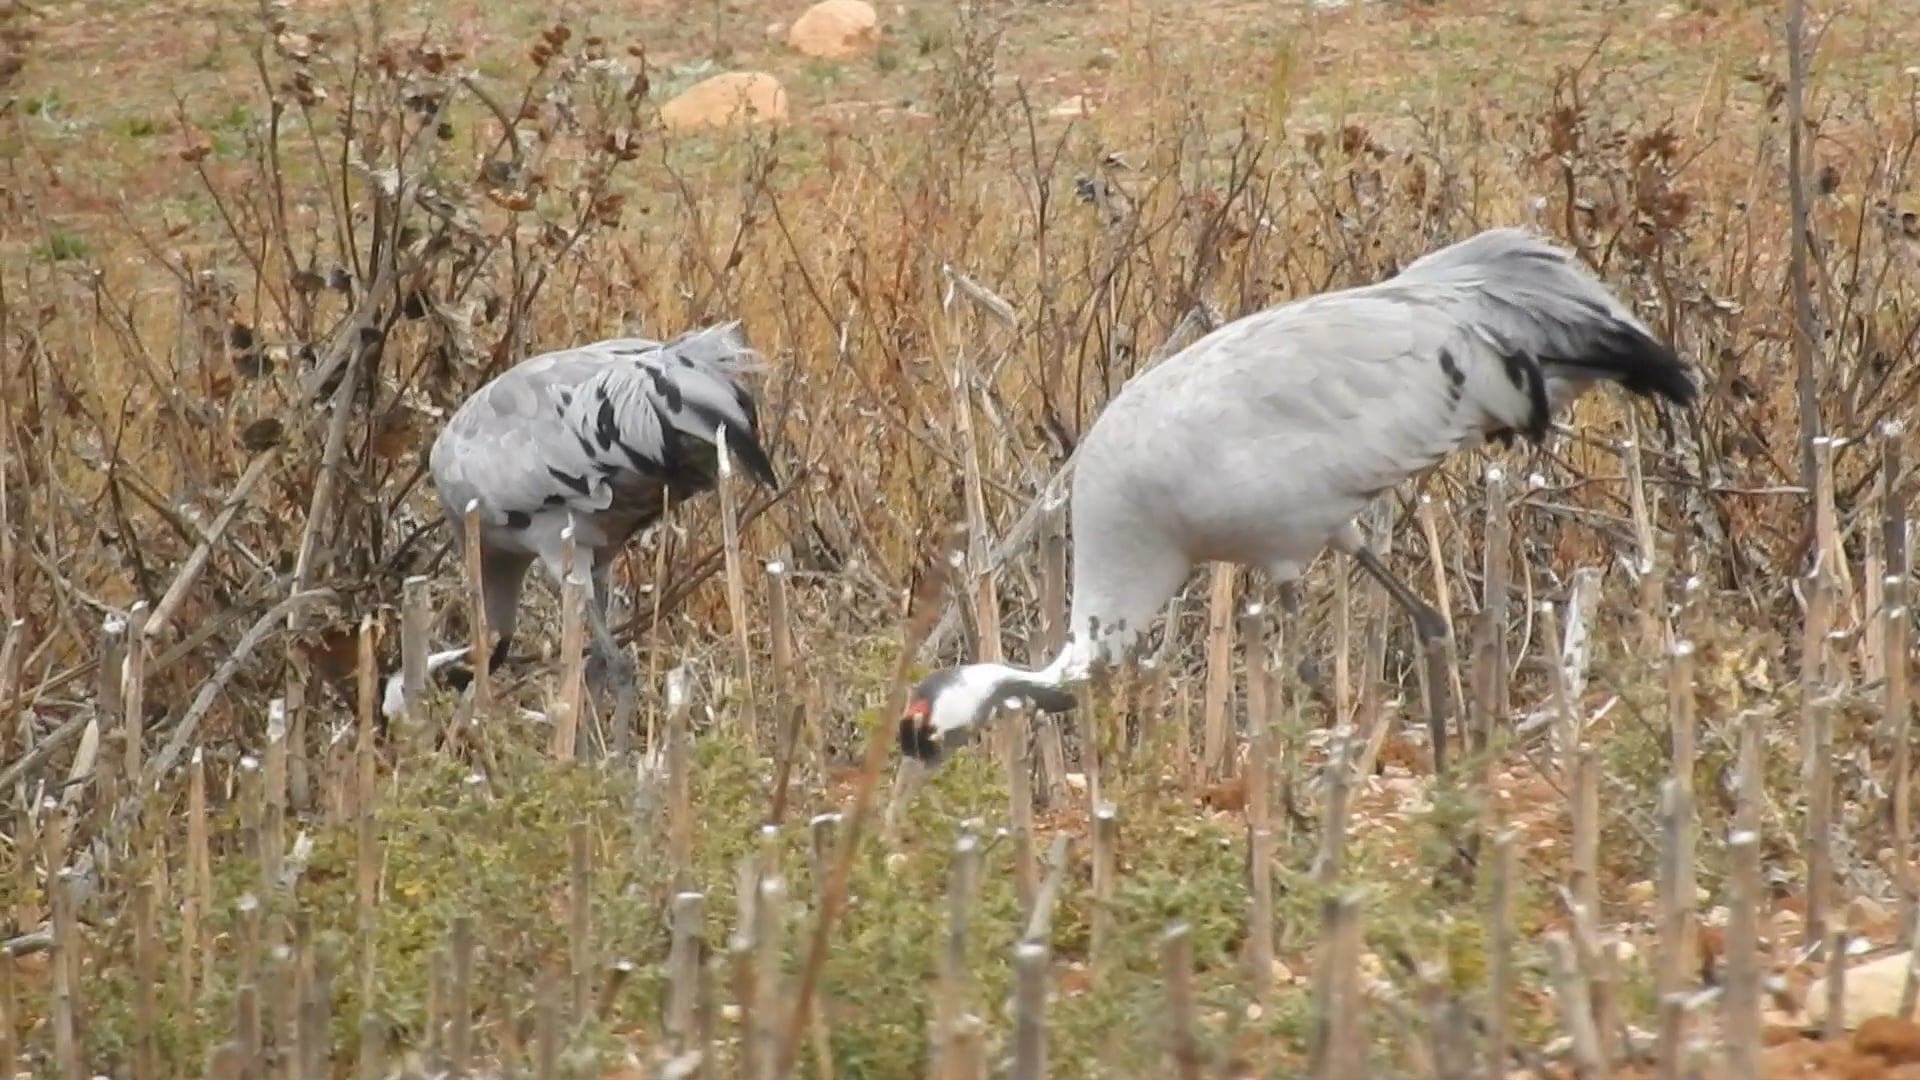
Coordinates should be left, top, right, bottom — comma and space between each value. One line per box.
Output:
1799, 569, 1832, 767
935, 826, 982, 1080
1076, 664, 1104, 810
754, 874, 786, 1080
1488, 828, 1517, 1075
1313, 731, 1354, 886
45, 868, 79, 1080
1653, 779, 1692, 1075
449, 914, 475, 1078
186, 750, 211, 1001
809, 813, 838, 904
2, 619, 35, 731
1201, 564, 1237, 781
667, 666, 694, 891
1309, 893, 1366, 1080
1011, 941, 1049, 1080
1481, 464, 1512, 738
1667, 639, 1698, 983
1572, 746, 1600, 929
304, 945, 333, 1080
234, 983, 261, 1076
552, 557, 586, 761
122, 602, 149, 782
1091, 802, 1118, 968
1161, 924, 1201, 1080
1813, 435, 1855, 610
1901, 900, 1920, 1020
1470, 612, 1498, 762
1806, 689, 1835, 948
1, 952, 17, 1076
945, 1014, 985, 1080
667, 892, 705, 1052
1546, 932, 1606, 1077
1539, 602, 1576, 763
766, 557, 794, 703
715, 429, 759, 746
729, 928, 756, 1080
1824, 923, 1847, 1041
1561, 892, 1619, 1076
1720, 828, 1762, 1077
400, 574, 431, 737
1416, 492, 1466, 712
126, 876, 156, 1080
1887, 574, 1913, 930
235, 893, 263, 1050
1021, 833, 1074, 945
569, 820, 593, 1024
357, 1011, 384, 1080
1007, 703, 1038, 915
535, 962, 559, 1080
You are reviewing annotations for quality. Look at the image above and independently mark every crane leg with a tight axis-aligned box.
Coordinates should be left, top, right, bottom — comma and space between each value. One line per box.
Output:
1346, 546, 1456, 778
582, 561, 639, 745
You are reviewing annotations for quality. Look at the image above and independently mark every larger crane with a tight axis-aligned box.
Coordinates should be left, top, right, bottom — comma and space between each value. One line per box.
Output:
898, 227, 1698, 767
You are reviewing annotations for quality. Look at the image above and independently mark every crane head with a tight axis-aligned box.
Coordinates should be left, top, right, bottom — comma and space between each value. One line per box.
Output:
898, 665, 1079, 767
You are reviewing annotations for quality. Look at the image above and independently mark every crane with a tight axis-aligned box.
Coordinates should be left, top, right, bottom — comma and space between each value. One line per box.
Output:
898, 227, 1698, 769
397, 319, 778, 720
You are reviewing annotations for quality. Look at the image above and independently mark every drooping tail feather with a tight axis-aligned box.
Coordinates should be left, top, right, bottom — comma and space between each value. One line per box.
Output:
1403, 226, 1700, 414
1545, 316, 1698, 408
662, 320, 779, 487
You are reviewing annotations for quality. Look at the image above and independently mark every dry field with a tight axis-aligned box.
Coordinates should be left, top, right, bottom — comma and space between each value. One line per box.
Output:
6, 0, 1920, 1076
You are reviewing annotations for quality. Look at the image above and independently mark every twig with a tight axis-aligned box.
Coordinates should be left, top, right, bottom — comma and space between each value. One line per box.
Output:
143, 450, 280, 642
148, 587, 339, 780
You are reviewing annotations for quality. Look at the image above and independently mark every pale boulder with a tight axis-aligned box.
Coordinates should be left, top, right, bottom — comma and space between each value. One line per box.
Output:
1804, 949, 1917, 1028
787, 0, 879, 60
659, 72, 789, 134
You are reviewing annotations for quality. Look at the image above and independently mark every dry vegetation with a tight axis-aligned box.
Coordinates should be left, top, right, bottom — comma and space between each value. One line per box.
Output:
7, 0, 1920, 1075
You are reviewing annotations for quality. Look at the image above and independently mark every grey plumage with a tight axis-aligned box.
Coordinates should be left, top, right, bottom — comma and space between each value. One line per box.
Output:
424, 320, 777, 702
900, 226, 1698, 766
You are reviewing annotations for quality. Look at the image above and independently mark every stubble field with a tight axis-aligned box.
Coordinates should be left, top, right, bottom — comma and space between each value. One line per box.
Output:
6, 0, 1920, 1076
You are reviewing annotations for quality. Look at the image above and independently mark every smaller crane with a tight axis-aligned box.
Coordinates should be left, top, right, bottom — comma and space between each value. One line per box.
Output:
403, 320, 777, 720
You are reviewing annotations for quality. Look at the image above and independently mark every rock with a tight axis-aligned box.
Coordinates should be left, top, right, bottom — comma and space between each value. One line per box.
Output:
1859, 1015, 1920, 1065
1849, 895, 1896, 935
788, 0, 879, 60
1805, 950, 1918, 1028
659, 72, 789, 134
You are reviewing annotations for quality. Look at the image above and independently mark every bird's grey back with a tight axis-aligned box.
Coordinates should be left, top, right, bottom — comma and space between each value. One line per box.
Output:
428, 321, 776, 550
1065, 225, 1692, 573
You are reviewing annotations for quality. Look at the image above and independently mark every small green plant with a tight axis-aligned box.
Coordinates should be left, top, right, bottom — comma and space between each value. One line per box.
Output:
33, 227, 87, 261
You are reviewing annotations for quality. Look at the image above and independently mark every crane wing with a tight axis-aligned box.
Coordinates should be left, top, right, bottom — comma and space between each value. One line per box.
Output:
1089, 229, 1692, 544
430, 321, 776, 532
